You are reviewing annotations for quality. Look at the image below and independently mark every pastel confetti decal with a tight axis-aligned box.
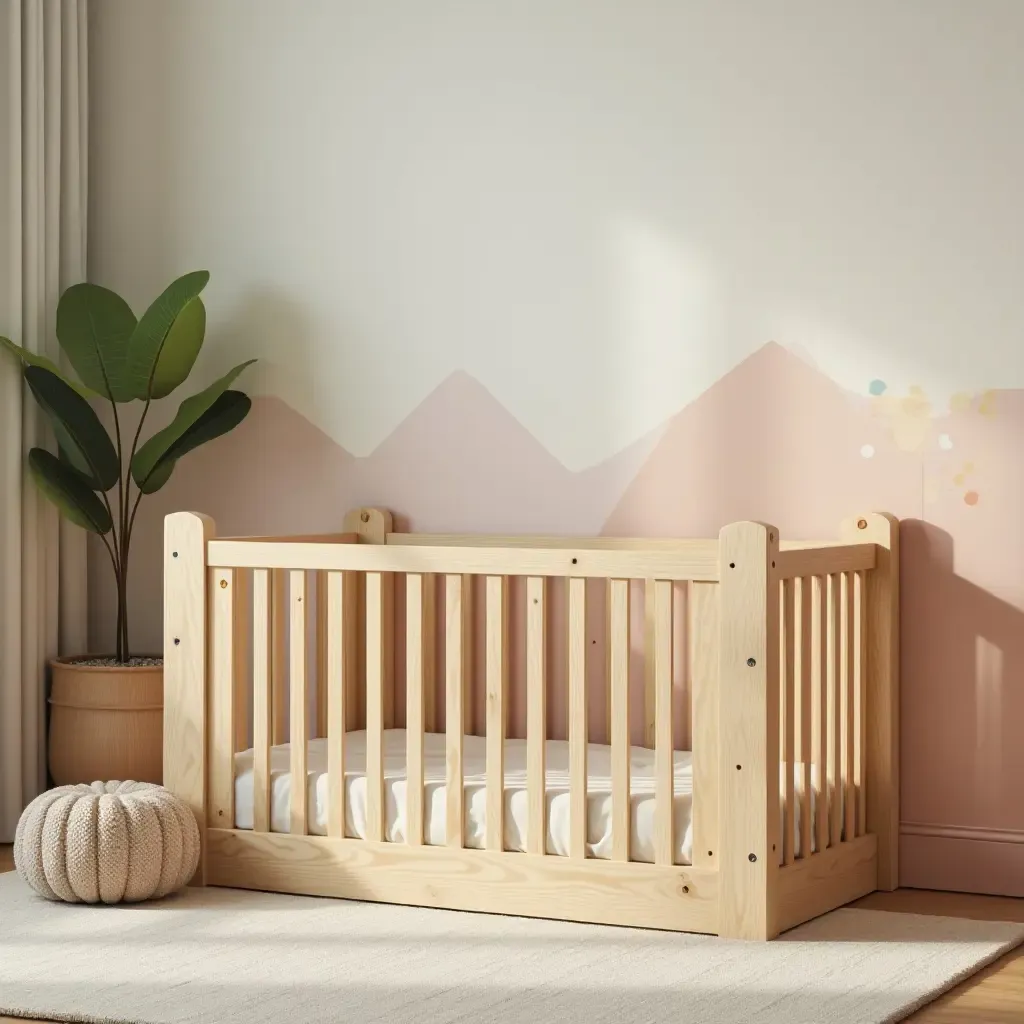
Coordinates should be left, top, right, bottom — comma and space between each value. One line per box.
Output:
868, 379, 887, 396
872, 384, 933, 452
938, 433, 953, 450
964, 490, 980, 506
978, 390, 997, 416
950, 392, 972, 414
860, 444, 875, 459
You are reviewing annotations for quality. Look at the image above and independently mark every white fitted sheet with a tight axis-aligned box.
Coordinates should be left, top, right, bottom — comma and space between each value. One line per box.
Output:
235, 731, 827, 865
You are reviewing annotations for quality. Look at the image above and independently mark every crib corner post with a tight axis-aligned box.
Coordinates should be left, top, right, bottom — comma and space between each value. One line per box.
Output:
717, 521, 781, 939
164, 511, 216, 886
840, 511, 900, 891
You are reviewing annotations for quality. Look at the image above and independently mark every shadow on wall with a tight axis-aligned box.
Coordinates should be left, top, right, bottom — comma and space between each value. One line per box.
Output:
900, 521, 1024, 843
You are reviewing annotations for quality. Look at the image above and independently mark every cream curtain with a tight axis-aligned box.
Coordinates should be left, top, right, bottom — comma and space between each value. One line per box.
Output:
0, 0, 88, 841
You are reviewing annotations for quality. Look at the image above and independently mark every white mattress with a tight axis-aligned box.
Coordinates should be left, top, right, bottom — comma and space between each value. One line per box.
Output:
235, 731, 826, 865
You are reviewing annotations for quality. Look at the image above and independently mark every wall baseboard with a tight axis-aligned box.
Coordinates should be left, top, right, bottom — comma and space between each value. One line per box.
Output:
900, 822, 1024, 897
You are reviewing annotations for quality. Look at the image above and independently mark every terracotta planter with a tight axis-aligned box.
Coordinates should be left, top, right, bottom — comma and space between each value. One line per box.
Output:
47, 657, 163, 786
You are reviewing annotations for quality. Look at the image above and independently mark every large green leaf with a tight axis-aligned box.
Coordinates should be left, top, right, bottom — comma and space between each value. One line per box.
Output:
130, 359, 255, 488
28, 448, 113, 534
135, 459, 175, 495
24, 366, 120, 491
124, 271, 210, 400
134, 391, 250, 494
55, 284, 137, 401
149, 297, 206, 399
1, 336, 97, 400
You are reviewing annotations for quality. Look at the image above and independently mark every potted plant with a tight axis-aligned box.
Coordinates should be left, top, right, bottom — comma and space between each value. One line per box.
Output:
1, 271, 255, 785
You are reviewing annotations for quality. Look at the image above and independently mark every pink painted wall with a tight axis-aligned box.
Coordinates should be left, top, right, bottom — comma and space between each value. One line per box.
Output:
93, 341, 1024, 896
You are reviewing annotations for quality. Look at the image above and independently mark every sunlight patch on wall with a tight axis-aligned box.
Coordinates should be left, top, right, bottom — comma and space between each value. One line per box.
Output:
604, 215, 725, 451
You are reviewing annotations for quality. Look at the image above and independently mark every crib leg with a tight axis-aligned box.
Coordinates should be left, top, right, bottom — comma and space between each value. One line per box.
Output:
717, 521, 781, 940
164, 511, 216, 886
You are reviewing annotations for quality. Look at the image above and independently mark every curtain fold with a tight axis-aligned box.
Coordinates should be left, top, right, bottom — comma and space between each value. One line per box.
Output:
0, 0, 88, 841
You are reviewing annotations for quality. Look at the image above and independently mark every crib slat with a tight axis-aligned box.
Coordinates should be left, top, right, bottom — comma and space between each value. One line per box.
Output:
782, 578, 796, 865
366, 571, 385, 842
569, 577, 587, 860
797, 577, 812, 860
209, 569, 236, 828
232, 569, 250, 752
609, 579, 631, 862
327, 571, 346, 839
690, 581, 719, 869
644, 579, 656, 749
854, 570, 867, 836
271, 568, 288, 745
828, 574, 842, 848
526, 576, 547, 856
653, 580, 674, 866
252, 570, 272, 833
423, 574, 437, 733
289, 570, 309, 836
446, 574, 467, 848
813, 575, 828, 856
316, 571, 327, 738
405, 575, 425, 845
842, 572, 855, 843
486, 576, 508, 852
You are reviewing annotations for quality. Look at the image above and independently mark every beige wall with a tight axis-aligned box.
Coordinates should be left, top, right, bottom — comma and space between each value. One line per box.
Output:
88, 0, 1024, 894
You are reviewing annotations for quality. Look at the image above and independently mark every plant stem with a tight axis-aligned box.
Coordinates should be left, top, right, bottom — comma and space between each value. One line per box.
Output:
117, 398, 152, 664
109, 398, 128, 661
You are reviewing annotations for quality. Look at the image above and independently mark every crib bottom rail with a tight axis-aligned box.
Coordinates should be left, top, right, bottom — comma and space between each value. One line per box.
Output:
205, 828, 719, 934
204, 828, 878, 937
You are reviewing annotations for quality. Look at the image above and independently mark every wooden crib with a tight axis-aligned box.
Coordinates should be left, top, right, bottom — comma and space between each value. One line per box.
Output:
162, 508, 899, 940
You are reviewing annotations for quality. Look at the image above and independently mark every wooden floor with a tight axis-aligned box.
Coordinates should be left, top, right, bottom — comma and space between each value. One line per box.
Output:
1, 844, 1021, 1022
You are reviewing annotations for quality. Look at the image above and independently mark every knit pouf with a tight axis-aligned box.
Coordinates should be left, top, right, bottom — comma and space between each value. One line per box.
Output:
13, 781, 200, 904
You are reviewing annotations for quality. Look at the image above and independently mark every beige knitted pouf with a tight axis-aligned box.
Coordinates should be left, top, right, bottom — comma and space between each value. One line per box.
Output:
13, 781, 200, 904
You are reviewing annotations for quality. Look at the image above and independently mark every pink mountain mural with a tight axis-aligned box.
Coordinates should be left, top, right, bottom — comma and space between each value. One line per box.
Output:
603, 342, 925, 539
92, 341, 1024, 897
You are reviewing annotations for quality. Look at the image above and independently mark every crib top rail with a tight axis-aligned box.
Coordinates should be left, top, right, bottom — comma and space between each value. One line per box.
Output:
205, 537, 722, 580
205, 530, 876, 582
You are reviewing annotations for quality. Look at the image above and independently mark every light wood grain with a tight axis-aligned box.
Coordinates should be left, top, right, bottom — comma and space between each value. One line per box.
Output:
446, 574, 466, 848
289, 570, 309, 837
163, 511, 215, 884
270, 567, 288, 745
854, 568, 867, 835
406, 574, 425, 846
841, 513, 900, 890
690, 581, 719, 870
365, 571, 385, 843
718, 522, 781, 939
526, 576, 547, 856
653, 579, 674, 866
252, 569, 272, 834
232, 568, 250, 752
643, 579, 657, 749
775, 543, 875, 578
326, 571, 346, 840
776, 833, 878, 933
796, 576, 813, 861
209, 568, 236, 830
609, 578, 631, 862
485, 575, 508, 852
843, 571, 856, 842
205, 830, 719, 935
568, 577, 588, 860
209, 540, 720, 582
315, 570, 327, 738
828, 573, 842, 849
781, 578, 796, 866
812, 574, 829, 858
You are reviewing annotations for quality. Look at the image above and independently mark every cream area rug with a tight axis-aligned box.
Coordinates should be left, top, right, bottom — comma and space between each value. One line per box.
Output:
1, 873, 1021, 1024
